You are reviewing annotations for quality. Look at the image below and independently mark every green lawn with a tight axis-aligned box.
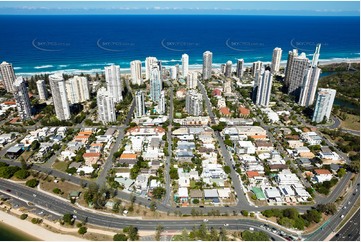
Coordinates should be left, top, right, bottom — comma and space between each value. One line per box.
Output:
52, 161, 69, 172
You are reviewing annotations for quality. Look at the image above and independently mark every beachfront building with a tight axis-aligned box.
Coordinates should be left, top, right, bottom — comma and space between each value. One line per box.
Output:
135, 90, 146, 117
186, 90, 203, 116
36, 79, 48, 100
312, 88, 336, 123
187, 71, 198, 89
271, 47, 282, 74
97, 87, 116, 124
13, 77, 32, 120
145, 56, 158, 80
0, 61, 16, 93
49, 73, 71, 121
130, 60, 142, 85
298, 66, 321, 107
284, 49, 298, 87
202, 51, 213, 80
65, 76, 90, 104
182, 53, 189, 78
105, 64, 123, 103
252, 61, 263, 77
311, 44, 321, 67
225, 60, 232, 77
287, 53, 309, 99
150, 67, 162, 102
254, 70, 273, 107
236, 59, 244, 78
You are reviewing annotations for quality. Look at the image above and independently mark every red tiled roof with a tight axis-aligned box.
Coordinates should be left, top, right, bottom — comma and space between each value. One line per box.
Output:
314, 169, 331, 175
83, 153, 101, 158
238, 106, 250, 116
220, 107, 231, 115
247, 171, 260, 178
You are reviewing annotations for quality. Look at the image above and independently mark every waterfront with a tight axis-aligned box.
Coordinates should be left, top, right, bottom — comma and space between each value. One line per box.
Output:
0, 222, 39, 241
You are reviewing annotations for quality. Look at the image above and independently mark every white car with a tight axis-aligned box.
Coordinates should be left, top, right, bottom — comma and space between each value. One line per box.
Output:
203, 219, 208, 222
224, 224, 229, 227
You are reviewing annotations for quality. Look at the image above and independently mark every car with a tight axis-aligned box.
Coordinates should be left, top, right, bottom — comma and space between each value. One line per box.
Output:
6, 189, 11, 192
38, 211, 44, 215
203, 219, 208, 222
343, 206, 347, 209
224, 224, 229, 227
249, 227, 254, 231
199, 206, 204, 208
348, 201, 351, 205
33, 194, 36, 197
73, 215, 77, 219
341, 215, 345, 218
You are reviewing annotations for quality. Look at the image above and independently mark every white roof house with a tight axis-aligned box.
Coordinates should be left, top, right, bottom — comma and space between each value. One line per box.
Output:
178, 187, 188, 198
204, 189, 219, 198
263, 187, 282, 199
179, 177, 190, 187
275, 169, 301, 185
301, 132, 322, 145
77, 166, 94, 174
236, 141, 256, 154
130, 136, 144, 153
217, 188, 231, 198
279, 185, 296, 197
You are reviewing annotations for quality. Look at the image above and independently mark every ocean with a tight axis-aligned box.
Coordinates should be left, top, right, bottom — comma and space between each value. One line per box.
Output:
0, 15, 359, 75
0, 222, 38, 241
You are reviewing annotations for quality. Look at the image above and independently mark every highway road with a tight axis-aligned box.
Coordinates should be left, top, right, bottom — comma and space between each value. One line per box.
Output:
0, 179, 285, 241
331, 209, 360, 241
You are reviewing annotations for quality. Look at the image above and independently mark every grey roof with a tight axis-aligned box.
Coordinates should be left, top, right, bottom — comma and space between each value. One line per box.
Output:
115, 177, 135, 189
7, 146, 22, 153
150, 137, 160, 147
330, 164, 340, 171
204, 189, 218, 198
176, 151, 193, 157
190, 189, 203, 198
69, 162, 82, 169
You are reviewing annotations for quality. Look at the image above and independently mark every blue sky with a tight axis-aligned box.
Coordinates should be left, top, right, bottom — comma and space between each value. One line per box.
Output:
0, 1, 359, 16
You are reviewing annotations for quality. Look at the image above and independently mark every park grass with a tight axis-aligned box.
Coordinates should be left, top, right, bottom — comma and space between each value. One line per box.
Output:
341, 113, 360, 131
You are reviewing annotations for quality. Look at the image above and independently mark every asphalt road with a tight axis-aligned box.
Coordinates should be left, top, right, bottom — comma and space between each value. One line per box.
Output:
331, 209, 360, 241
0, 179, 285, 241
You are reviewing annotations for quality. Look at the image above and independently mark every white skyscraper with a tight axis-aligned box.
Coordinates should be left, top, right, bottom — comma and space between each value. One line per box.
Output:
150, 67, 162, 102
97, 87, 116, 124
312, 88, 336, 123
49, 73, 71, 121
225, 61, 232, 77
298, 67, 321, 107
252, 61, 263, 77
287, 53, 309, 97
255, 70, 273, 107
135, 90, 146, 117
158, 91, 166, 114
170, 66, 177, 79
105, 64, 123, 103
36, 79, 48, 100
0, 61, 16, 93
13, 77, 31, 120
187, 71, 198, 89
236, 59, 244, 78
186, 90, 203, 116
130, 60, 142, 85
182, 54, 189, 78
202, 51, 213, 80
311, 44, 321, 67
145, 57, 158, 80
271, 47, 282, 74
65, 76, 90, 104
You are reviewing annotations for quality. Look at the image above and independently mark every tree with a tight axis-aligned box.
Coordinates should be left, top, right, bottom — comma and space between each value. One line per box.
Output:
241, 210, 249, 216
337, 168, 346, 178
124, 226, 139, 241
14, 169, 30, 179
223, 166, 231, 174
20, 214, 28, 220
150, 201, 157, 212
0, 166, 20, 179
113, 233, 128, 241
152, 187, 166, 199
25, 178, 39, 188
192, 199, 200, 204
155, 224, 164, 241
78, 226, 87, 235
63, 213, 74, 225
31, 140, 40, 151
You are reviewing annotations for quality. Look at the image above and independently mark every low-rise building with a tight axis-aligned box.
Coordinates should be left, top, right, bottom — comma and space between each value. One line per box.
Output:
314, 169, 333, 183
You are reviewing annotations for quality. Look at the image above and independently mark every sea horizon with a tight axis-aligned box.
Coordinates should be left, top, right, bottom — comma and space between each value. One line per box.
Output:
0, 14, 359, 76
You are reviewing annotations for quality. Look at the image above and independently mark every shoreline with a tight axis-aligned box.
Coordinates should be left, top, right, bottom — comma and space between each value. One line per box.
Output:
0, 221, 40, 241
15, 58, 360, 77
0, 210, 86, 241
